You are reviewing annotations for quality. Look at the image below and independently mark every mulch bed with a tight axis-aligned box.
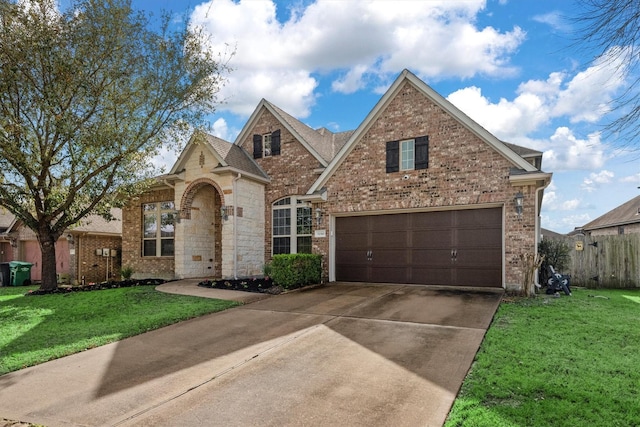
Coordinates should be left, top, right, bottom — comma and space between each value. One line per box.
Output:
197, 277, 284, 294
25, 278, 168, 296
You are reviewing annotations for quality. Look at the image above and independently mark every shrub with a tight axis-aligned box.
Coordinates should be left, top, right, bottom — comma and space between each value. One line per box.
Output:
270, 254, 322, 289
538, 238, 571, 272
120, 265, 134, 280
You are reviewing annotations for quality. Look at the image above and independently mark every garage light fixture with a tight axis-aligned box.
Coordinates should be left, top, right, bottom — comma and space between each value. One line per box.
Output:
514, 192, 524, 217
315, 208, 323, 226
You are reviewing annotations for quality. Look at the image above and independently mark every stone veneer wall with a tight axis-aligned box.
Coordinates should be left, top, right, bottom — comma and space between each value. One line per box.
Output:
171, 142, 265, 279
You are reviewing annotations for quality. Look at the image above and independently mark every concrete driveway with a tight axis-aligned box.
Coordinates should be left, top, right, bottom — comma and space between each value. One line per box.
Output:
0, 282, 502, 427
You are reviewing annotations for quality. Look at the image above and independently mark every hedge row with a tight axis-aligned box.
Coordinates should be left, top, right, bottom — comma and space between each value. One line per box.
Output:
267, 254, 322, 289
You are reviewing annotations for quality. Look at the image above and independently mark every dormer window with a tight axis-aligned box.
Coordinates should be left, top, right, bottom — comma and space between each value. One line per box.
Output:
253, 129, 281, 159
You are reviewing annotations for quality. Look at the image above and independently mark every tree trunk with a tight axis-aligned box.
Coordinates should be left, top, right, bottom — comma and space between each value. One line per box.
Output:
38, 235, 58, 291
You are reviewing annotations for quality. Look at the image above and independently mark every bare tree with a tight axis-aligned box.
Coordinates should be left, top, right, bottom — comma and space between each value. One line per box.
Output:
0, 0, 230, 290
575, 0, 640, 146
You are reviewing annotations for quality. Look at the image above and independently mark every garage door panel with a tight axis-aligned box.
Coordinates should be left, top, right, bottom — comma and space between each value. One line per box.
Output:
456, 229, 502, 248
371, 266, 408, 283
335, 208, 502, 287
457, 249, 501, 266
412, 230, 453, 248
336, 233, 368, 250
410, 249, 452, 266
456, 209, 502, 227
455, 268, 501, 287
412, 211, 452, 228
371, 214, 408, 230
336, 249, 368, 264
373, 249, 407, 266
371, 231, 406, 248
410, 267, 452, 285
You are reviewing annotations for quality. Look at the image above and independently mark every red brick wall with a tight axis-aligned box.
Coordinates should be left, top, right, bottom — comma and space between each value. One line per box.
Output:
315, 81, 537, 288
121, 188, 175, 279
237, 110, 323, 258
75, 235, 121, 284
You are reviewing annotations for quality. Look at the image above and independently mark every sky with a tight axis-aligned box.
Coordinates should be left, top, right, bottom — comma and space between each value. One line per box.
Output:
104, 0, 640, 233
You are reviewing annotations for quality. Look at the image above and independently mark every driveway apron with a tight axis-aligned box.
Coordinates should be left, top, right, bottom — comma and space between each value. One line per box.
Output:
0, 282, 503, 427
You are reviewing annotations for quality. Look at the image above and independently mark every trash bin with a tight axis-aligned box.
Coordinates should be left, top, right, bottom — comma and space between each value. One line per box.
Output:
8, 261, 33, 286
0, 262, 10, 286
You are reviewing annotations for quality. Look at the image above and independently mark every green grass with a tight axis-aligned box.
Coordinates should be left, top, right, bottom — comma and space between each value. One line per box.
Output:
446, 288, 640, 427
0, 285, 239, 375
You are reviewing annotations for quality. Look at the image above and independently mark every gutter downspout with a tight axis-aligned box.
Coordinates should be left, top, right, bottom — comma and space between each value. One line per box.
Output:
232, 173, 242, 279
535, 178, 552, 287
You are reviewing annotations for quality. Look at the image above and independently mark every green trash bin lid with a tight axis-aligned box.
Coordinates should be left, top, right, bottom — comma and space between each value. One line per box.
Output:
9, 261, 33, 268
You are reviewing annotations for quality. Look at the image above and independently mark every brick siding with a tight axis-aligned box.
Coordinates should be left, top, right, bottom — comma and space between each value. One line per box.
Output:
121, 188, 175, 280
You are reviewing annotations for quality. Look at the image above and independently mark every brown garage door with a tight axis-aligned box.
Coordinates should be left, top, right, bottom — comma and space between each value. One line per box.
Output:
335, 208, 502, 287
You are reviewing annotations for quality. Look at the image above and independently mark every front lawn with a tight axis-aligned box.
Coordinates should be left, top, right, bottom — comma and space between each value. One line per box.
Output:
0, 285, 239, 375
446, 288, 640, 426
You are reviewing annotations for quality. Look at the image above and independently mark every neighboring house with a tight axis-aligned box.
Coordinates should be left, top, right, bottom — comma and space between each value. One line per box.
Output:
579, 195, 640, 236
0, 209, 122, 285
569, 195, 640, 288
0, 207, 15, 263
122, 69, 552, 293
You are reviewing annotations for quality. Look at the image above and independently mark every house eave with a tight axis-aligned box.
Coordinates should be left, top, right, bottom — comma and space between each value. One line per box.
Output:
298, 188, 328, 203
509, 171, 552, 187
584, 219, 640, 232
211, 166, 271, 184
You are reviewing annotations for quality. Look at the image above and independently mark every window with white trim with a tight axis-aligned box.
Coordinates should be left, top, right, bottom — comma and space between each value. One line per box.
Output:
253, 129, 281, 159
263, 134, 272, 157
400, 139, 415, 171
272, 197, 312, 255
386, 135, 429, 173
142, 201, 175, 257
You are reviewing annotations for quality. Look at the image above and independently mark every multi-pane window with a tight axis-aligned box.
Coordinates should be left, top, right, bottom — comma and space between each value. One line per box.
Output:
386, 135, 429, 173
272, 197, 312, 255
263, 134, 272, 157
143, 201, 175, 257
400, 139, 415, 170
253, 130, 280, 159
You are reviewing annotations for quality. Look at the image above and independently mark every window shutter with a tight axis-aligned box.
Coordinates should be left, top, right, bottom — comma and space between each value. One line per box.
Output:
415, 136, 429, 170
386, 140, 399, 173
253, 134, 262, 159
271, 129, 281, 156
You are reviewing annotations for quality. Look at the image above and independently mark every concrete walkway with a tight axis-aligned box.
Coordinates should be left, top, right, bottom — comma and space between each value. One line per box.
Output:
0, 281, 503, 427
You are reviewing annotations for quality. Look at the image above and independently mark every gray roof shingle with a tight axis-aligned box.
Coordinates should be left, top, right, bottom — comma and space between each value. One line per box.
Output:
203, 133, 268, 179
582, 195, 640, 231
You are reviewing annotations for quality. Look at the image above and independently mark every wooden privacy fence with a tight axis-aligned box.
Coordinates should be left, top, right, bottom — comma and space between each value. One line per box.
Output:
565, 233, 640, 288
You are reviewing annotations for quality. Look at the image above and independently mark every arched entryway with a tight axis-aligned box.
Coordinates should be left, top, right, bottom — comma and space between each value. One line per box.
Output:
177, 179, 224, 278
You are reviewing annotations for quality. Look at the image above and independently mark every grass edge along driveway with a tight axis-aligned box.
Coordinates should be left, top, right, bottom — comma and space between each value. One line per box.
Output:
446, 288, 640, 427
0, 285, 238, 375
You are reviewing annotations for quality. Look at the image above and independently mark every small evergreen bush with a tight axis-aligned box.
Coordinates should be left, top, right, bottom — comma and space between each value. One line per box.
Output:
270, 254, 322, 289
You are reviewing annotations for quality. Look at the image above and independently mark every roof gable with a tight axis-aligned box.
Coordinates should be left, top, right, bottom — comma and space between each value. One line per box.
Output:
234, 99, 339, 167
309, 69, 539, 194
582, 195, 640, 231
170, 132, 268, 180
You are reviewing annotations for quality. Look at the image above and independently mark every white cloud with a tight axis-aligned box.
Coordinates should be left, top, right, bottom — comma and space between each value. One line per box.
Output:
620, 173, 640, 184
447, 86, 548, 140
190, 0, 526, 117
532, 11, 571, 32
332, 65, 369, 94
543, 128, 607, 171
581, 170, 614, 192
552, 48, 628, 123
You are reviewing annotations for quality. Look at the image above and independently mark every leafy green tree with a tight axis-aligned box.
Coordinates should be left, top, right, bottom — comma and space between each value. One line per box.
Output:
0, 0, 229, 290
